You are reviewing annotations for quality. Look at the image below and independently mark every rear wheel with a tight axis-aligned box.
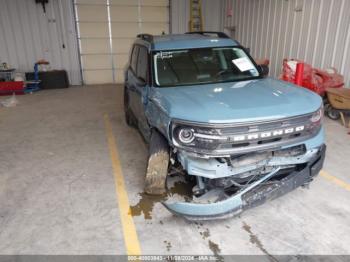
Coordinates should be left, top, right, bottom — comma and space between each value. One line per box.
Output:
145, 130, 170, 195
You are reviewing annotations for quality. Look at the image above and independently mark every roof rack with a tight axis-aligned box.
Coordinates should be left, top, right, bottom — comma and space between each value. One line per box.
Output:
185, 31, 230, 39
136, 33, 154, 42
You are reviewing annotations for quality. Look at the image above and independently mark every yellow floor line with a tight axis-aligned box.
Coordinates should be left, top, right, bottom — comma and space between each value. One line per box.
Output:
320, 170, 350, 192
104, 114, 141, 255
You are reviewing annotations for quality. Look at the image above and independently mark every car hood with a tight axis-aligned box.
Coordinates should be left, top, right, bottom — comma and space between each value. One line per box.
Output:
149, 78, 322, 124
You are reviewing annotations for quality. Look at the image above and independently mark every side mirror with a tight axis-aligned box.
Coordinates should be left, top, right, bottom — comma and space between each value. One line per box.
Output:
244, 47, 251, 54
258, 64, 269, 77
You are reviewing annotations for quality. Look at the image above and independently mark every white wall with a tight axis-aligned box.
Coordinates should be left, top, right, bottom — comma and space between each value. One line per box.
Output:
171, 0, 224, 33
222, 0, 350, 87
0, 0, 82, 85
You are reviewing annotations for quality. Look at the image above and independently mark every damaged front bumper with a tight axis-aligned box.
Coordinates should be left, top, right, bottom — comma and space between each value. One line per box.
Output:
163, 145, 326, 220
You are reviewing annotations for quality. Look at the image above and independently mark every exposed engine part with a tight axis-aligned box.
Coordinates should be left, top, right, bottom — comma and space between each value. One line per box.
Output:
207, 165, 297, 190
172, 144, 312, 200
228, 152, 271, 168
192, 176, 206, 196
177, 144, 315, 180
168, 164, 186, 176
228, 145, 306, 168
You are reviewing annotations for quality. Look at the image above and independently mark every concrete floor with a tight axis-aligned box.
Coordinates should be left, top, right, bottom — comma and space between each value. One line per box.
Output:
0, 84, 349, 256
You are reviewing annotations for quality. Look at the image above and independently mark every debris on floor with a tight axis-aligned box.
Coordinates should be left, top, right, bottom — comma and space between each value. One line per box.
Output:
163, 240, 172, 252
199, 228, 210, 240
208, 240, 222, 257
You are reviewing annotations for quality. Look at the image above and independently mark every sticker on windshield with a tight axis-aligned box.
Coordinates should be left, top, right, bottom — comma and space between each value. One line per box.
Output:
159, 52, 173, 59
232, 57, 255, 72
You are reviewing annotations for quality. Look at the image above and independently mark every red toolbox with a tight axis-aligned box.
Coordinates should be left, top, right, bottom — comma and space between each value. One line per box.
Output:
0, 81, 24, 96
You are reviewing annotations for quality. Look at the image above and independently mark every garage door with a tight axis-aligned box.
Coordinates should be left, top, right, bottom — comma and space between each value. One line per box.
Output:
75, 0, 169, 84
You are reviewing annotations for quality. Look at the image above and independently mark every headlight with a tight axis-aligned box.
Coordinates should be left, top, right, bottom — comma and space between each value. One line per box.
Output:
178, 128, 195, 144
306, 106, 323, 134
310, 107, 323, 123
171, 122, 220, 149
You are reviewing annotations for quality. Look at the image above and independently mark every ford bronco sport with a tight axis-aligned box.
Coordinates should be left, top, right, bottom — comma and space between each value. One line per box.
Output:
124, 32, 325, 220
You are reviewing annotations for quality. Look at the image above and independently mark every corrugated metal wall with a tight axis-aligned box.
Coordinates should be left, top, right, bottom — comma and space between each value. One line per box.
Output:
223, 0, 350, 87
0, 0, 82, 85
171, 0, 224, 33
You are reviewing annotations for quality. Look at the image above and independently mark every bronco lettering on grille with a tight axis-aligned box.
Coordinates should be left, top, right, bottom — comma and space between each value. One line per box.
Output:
230, 125, 305, 142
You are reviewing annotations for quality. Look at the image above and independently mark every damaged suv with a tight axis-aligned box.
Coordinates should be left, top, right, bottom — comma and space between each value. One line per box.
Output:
124, 32, 325, 220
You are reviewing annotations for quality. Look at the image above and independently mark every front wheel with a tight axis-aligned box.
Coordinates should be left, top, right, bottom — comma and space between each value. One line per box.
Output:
145, 130, 170, 195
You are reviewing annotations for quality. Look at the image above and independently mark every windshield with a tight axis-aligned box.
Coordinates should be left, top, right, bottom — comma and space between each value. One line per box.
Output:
153, 47, 260, 87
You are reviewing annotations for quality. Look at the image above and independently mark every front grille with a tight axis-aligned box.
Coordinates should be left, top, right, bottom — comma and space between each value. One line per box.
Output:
219, 114, 310, 135
213, 114, 318, 154
177, 113, 321, 156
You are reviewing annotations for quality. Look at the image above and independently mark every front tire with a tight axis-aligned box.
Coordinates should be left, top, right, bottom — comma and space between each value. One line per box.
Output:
145, 130, 170, 195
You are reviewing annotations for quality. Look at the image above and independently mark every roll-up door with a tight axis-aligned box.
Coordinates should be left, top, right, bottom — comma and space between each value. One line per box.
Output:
75, 0, 169, 84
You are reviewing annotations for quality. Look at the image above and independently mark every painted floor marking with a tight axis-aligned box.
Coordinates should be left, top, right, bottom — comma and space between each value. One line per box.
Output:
104, 114, 141, 255
320, 170, 350, 192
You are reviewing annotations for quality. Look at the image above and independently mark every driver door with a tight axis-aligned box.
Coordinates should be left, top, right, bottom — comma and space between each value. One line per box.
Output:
128, 45, 150, 138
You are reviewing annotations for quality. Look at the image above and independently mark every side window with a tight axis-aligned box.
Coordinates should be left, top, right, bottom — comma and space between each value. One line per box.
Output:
131, 45, 139, 73
136, 47, 148, 82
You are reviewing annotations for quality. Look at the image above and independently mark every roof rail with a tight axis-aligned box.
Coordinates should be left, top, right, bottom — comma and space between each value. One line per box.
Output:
136, 33, 154, 42
185, 31, 230, 39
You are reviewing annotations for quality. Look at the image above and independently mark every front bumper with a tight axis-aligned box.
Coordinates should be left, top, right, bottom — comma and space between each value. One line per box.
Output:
163, 145, 326, 220
177, 127, 325, 179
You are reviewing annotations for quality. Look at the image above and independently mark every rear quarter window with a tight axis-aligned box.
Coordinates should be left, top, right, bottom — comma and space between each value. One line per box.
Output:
136, 47, 148, 81
131, 45, 139, 72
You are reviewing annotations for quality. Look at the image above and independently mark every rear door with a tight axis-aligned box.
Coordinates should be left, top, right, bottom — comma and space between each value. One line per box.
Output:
127, 45, 140, 115
135, 45, 150, 137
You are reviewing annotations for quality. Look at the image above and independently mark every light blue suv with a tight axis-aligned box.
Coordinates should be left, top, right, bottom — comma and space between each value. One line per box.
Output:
124, 32, 325, 220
